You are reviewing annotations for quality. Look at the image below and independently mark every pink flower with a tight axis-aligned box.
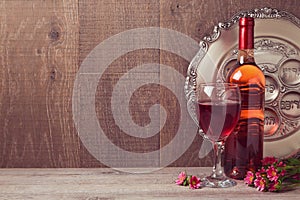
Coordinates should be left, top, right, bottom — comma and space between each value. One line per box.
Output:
269, 180, 281, 192
245, 157, 300, 192
254, 176, 266, 192
244, 171, 255, 185
176, 171, 187, 185
266, 166, 279, 181
255, 167, 265, 178
280, 169, 286, 177
189, 175, 201, 189
277, 161, 286, 167
262, 157, 278, 166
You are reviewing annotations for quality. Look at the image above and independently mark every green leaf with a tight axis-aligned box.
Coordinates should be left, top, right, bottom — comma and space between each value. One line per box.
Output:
285, 158, 300, 166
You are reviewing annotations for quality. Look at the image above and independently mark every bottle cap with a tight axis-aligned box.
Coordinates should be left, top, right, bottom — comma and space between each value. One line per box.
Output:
239, 17, 254, 49
239, 17, 255, 26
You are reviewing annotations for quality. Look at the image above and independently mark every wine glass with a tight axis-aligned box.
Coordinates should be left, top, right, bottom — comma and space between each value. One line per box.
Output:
187, 83, 241, 188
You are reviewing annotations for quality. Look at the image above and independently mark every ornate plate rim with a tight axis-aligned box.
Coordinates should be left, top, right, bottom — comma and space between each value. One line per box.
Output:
184, 7, 300, 158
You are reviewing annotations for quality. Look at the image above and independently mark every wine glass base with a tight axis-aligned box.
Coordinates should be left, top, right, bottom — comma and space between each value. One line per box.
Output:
201, 176, 237, 188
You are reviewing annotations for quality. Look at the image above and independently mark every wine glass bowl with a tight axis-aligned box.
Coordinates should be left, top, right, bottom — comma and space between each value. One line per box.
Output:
198, 84, 241, 143
187, 83, 241, 188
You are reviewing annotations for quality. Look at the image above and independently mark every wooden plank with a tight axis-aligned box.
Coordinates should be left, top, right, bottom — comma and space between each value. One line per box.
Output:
0, 168, 299, 199
0, 0, 79, 167
78, 0, 161, 168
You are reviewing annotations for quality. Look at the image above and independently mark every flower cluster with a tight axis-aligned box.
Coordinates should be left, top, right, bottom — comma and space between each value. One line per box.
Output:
244, 156, 300, 192
175, 171, 201, 189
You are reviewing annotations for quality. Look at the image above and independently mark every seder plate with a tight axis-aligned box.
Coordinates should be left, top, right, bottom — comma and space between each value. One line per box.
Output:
185, 7, 300, 158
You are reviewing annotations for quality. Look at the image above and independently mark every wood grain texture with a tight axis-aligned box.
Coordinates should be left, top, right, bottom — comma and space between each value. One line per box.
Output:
0, 0, 299, 168
0, 168, 299, 199
0, 0, 80, 167
78, 0, 161, 168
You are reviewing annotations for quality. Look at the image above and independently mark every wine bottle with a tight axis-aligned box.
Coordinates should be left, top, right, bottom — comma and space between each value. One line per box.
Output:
224, 17, 265, 179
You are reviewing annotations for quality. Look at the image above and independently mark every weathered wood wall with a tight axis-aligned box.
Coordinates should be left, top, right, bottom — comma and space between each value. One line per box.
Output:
0, 0, 299, 168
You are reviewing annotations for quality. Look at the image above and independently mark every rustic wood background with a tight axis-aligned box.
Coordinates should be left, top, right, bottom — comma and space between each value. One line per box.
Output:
0, 0, 299, 168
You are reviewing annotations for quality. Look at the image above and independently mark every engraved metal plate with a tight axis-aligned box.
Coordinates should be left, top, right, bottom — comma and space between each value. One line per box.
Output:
185, 7, 300, 158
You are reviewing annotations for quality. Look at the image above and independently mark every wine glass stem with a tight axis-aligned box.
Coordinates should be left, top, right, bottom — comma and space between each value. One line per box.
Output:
211, 141, 225, 179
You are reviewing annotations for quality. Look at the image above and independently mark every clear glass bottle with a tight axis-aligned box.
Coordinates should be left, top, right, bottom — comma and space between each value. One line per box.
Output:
224, 17, 265, 179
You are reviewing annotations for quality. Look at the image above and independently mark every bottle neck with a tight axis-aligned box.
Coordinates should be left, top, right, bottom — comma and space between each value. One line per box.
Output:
238, 17, 255, 65
238, 49, 255, 65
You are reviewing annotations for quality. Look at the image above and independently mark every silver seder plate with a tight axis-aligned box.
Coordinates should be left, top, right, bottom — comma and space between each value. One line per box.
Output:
185, 7, 300, 158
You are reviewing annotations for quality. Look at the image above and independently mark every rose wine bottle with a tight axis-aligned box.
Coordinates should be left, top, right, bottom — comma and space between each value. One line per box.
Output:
224, 17, 265, 179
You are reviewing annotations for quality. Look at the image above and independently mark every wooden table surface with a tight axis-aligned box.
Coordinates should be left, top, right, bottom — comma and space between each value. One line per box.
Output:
0, 167, 299, 200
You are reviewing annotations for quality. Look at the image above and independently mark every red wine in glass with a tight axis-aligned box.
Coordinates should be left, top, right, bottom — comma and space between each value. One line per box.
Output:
187, 83, 241, 188
198, 100, 240, 142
